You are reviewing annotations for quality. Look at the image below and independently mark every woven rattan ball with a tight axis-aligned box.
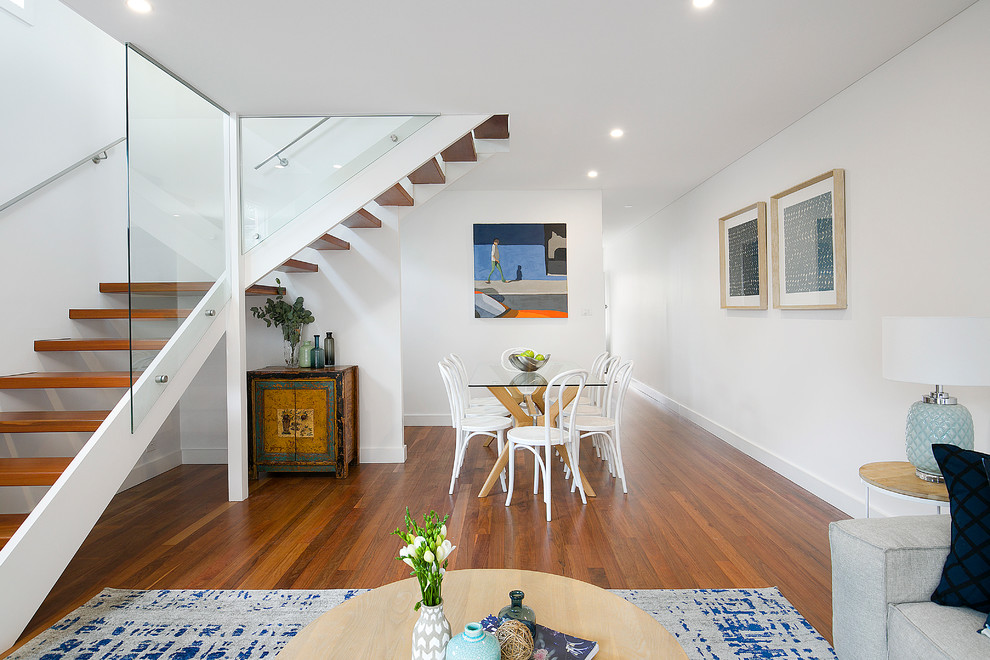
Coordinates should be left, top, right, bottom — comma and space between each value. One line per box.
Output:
495, 619, 533, 660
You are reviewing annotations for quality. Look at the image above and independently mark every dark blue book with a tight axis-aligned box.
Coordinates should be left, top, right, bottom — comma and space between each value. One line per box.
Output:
481, 615, 599, 659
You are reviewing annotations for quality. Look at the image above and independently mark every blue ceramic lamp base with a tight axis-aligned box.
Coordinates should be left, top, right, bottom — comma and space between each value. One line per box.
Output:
905, 399, 974, 482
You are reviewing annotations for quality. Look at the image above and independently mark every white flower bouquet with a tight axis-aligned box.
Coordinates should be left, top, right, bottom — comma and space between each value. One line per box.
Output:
393, 508, 456, 611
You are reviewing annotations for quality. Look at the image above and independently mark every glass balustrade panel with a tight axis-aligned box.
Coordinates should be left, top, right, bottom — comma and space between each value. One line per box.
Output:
126, 44, 229, 430
240, 114, 434, 252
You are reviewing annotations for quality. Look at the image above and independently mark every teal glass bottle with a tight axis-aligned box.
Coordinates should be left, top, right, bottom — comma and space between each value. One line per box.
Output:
311, 334, 325, 368
498, 590, 536, 635
445, 622, 500, 660
325, 331, 335, 366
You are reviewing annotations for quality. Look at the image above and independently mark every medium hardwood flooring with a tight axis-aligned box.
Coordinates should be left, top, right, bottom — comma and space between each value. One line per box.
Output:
7, 391, 848, 655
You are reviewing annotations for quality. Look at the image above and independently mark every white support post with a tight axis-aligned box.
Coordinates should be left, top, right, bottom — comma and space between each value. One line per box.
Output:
225, 112, 249, 501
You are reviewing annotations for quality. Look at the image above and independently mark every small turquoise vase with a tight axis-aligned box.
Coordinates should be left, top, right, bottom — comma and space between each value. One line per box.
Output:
445, 622, 500, 660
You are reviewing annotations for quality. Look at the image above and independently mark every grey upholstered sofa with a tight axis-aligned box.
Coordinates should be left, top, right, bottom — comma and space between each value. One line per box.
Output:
830, 515, 990, 659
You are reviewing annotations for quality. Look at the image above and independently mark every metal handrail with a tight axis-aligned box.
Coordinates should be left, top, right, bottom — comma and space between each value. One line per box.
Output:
253, 117, 330, 170
0, 137, 126, 215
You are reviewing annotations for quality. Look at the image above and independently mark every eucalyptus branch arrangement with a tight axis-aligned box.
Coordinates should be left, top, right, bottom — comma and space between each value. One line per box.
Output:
249, 278, 315, 363
394, 508, 456, 611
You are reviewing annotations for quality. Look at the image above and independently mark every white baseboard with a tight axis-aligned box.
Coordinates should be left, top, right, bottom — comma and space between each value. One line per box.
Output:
631, 379, 862, 518
404, 414, 450, 427
361, 445, 407, 463
121, 450, 183, 492
181, 448, 228, 465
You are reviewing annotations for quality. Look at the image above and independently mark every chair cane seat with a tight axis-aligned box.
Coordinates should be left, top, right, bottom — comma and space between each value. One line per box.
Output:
506, 425, 565, 446
566, 415, 615, 432
465, 404, 509, 417
462, 415, 513, 432
564, 402, 601, 416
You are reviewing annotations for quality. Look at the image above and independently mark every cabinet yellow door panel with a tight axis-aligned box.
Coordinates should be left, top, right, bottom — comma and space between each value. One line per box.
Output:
261, 388, 296, 455
294, 386, 331, 455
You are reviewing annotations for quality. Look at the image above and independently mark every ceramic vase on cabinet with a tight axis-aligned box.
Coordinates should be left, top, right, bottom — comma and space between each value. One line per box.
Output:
412, 602, 451, 660
445, 622, 500, 660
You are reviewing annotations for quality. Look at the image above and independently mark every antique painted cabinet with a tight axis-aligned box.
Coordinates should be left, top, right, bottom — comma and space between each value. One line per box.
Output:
247, 366, 358, 478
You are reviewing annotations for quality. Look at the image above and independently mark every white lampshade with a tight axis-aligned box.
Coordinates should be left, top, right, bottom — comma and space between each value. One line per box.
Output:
882, 317, 990, 386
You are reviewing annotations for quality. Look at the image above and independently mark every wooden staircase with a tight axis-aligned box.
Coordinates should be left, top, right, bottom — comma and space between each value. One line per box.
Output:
275, 114, 509, 273
0, 281, 275, 551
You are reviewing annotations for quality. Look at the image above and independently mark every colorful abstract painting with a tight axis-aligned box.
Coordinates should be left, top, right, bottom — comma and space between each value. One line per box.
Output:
473, 223, 567, 318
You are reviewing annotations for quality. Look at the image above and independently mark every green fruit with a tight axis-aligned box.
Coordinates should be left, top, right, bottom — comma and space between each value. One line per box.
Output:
522, 350, 535, 358
535, 354, 545, 361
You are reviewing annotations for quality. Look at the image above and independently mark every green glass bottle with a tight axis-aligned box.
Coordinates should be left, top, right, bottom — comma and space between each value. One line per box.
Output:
497, 590, 536, 635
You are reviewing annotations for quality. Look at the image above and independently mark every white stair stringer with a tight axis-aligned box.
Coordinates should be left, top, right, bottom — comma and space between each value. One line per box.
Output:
242, 114, 491, 286
0, 279, 231, 654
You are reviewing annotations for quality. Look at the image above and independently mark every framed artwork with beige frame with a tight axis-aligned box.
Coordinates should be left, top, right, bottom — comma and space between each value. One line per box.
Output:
719, 201, 768, 310
770, 169, 846, 309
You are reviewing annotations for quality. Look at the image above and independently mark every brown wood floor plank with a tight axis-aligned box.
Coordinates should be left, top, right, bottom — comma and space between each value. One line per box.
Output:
8, 393, 846, 656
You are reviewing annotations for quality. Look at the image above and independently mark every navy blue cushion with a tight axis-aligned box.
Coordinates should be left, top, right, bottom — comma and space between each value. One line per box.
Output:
930, 444, 990, 611
984, 458, 990, 635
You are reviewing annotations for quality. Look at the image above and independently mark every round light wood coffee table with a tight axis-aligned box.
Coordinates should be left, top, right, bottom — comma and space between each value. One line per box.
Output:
278, 568, 687, 658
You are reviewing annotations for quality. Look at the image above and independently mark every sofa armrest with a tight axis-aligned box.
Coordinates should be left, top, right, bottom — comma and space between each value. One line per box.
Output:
829, 515, 950, 660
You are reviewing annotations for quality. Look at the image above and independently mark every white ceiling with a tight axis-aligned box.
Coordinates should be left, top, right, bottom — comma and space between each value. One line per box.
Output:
61, 0, 978, 241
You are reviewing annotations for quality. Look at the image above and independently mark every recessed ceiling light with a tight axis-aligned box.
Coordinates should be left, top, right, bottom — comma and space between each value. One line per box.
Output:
623, 205, 633, 209
126, 0, 152, 13
610, 128, 624, 138
333, 164, 342, 169
587, 170, 598, 178
693, 0, 713, 8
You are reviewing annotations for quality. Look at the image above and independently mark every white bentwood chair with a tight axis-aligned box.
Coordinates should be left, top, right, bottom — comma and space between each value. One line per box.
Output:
504, 368, 588, 521
442, 356, 507, 418
563, 360, 634, 493
448, 353, 505, 410
568, 353, 620, 416
439, 359, 512, 494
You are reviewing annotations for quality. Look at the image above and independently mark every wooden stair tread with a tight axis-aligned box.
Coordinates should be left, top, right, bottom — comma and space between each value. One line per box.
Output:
35, 339, 168, 352
0, 457, 74, 486
441, 133, 478, 162
0, 372, 139, 389
70, 308, 192, 319
375, 183, 415, 207
276, 259, 319, 273
342, 208, 382, 229
308, 234, 350, 251
0, 411, 110, 433
0, 513, 29, 550
100, 282, 281, 296
408, 158, 445, 185
474, 114, 509, 140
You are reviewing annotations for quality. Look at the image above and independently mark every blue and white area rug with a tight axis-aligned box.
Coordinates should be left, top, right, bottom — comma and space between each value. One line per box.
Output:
8, 587, 835, 659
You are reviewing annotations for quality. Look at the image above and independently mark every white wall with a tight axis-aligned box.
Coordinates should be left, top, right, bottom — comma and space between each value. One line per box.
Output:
0, 1, 187, 512
242, 205, 406, 463
605, 0, 990, 518
400, 190, 607, 425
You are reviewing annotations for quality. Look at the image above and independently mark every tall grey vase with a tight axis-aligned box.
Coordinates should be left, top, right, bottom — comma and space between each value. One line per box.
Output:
411, 601, 451, 660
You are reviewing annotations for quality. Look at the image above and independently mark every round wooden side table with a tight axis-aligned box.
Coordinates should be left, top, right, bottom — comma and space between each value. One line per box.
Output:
859, 461, 949, 518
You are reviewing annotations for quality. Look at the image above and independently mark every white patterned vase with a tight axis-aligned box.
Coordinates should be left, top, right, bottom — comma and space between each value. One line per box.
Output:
411, 601, 451, 660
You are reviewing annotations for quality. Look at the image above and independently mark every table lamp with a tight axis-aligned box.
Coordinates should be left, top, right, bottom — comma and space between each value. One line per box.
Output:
882, 317, 990, 482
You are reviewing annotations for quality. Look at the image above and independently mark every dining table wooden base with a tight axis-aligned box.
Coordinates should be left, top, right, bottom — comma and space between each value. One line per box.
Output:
478, 385, 597, 499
